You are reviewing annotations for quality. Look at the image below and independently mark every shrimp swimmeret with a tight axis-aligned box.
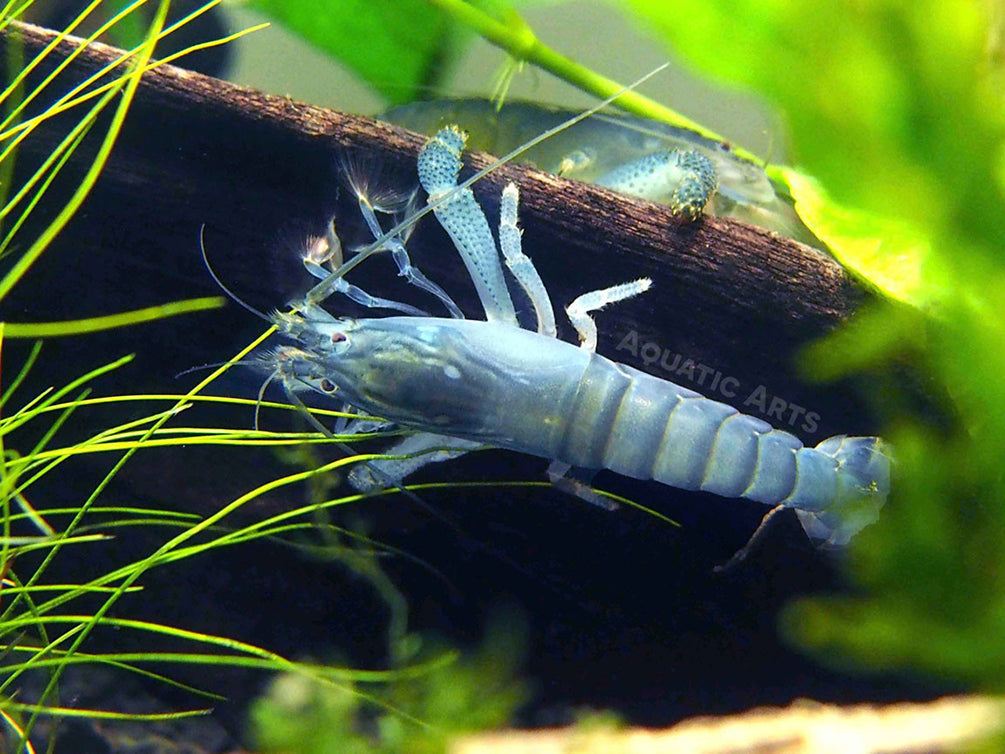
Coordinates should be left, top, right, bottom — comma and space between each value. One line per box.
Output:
247, 114, 890, 550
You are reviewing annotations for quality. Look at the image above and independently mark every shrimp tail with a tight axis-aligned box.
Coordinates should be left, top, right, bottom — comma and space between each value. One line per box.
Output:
795, 436, 891, 547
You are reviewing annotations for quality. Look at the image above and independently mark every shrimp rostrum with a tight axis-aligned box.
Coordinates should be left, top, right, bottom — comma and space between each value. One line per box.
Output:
266, 125, 890, 548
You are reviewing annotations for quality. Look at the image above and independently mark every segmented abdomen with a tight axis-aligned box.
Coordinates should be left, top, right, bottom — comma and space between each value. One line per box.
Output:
555, 355, 889, 518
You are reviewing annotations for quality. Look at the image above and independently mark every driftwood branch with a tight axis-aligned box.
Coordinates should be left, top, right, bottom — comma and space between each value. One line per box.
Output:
2, 19, 873, 436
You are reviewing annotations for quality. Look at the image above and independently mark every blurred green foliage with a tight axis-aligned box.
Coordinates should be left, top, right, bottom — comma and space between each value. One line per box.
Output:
622, 0, 1005, 688
618, 0, 1005, 687
251, 613, 529, 754
245, 0, 461, 103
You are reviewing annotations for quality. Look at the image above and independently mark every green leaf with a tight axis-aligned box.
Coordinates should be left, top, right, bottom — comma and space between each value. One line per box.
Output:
3, 297, 224, 338
611, 0, 1005, 692
779, 167, 944, 309
246, 0, 462, 103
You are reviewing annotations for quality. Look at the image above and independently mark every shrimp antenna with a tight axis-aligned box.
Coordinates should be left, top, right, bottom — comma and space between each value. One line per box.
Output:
175, 359, 260, 379
301, 63, 671, 307
200, 224, 272, 322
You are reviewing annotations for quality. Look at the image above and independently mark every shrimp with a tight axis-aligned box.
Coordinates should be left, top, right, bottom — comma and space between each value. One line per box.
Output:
259, 123, 890, 549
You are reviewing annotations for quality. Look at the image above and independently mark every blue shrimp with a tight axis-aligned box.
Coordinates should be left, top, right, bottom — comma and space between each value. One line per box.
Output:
266, 126, 889, 548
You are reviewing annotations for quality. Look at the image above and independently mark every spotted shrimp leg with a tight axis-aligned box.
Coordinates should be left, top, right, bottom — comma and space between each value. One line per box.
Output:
596, 149, 718, 222
418, 126, 519, 326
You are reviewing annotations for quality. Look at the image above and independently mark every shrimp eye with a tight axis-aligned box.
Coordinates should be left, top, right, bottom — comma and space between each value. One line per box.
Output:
319, 378, 336, 393
331, 332, 346, 343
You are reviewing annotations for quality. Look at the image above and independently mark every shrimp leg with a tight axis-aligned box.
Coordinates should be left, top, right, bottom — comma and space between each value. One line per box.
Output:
418, 126, 518, 325
498, 183, 556, 337
566, 278, 653, 353
596, 149, 718, 222
298, 218, 431, 316
348, 432, 485, 492
354, 192, 465, 319
547, 461, 617, 511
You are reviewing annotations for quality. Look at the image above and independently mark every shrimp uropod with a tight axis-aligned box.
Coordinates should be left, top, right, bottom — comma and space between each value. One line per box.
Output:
264, 120, 890, 550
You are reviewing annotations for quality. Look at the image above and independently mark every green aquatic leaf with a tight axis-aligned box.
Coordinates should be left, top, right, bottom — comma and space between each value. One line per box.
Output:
246, 0, 462, 103
779, 167, 943, 309
2, 297, 224, 337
